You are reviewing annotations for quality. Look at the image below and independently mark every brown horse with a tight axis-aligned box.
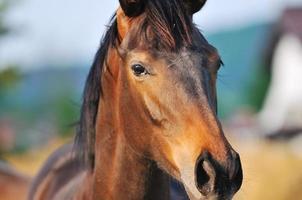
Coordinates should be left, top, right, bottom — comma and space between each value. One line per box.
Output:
29, 0, 242, 199
0, 161, 30, 200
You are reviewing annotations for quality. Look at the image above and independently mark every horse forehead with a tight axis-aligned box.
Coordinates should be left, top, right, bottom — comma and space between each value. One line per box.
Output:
165, 49, 203, 70
157, 51, 197, 89
166, 49, 217, 97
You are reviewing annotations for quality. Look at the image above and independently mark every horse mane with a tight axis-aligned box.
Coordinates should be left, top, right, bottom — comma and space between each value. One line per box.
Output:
74, 16, 118, 168
74, 0, 195, 169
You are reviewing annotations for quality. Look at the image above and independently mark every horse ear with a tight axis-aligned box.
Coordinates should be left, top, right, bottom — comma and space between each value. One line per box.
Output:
117, 7, 134, 41
184, 0, 207, 15
119, 0, 146, 17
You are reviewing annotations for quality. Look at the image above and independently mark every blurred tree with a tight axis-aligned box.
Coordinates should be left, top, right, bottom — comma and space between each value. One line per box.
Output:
0, 0, 11, 36
0, 67, 21, 91
0, 0, 23, 156
247, 63, 270, 111
0, 0, 21, 93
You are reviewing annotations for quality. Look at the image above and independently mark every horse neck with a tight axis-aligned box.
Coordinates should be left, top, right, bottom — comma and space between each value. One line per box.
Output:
92, 129, 170, 200
89, 49, 170, 200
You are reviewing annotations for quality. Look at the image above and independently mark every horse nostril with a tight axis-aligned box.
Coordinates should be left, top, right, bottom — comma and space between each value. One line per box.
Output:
195, 154, 216, 196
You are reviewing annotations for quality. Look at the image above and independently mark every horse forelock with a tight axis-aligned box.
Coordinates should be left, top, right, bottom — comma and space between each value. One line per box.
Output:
144, 0, 194, 50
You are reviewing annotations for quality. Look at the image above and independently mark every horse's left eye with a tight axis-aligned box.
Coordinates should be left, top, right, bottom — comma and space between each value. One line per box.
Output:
131, 64, 148, 76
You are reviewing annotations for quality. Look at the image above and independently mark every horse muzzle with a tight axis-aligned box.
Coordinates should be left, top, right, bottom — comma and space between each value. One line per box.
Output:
181, 150, 243, 200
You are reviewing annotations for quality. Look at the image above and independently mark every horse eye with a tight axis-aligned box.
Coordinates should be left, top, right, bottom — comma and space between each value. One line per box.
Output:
131, 64, 148, 76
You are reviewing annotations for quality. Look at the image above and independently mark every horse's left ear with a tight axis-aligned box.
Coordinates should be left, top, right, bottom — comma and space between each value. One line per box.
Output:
117, 7, 133, 41
119, 0, 146, 17
117, 0, 146, 41
184, 0, 207, 15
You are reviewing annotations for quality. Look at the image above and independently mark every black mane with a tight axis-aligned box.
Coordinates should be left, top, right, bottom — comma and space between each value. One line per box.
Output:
74, 17, 118, 168
74, 0, 196, 168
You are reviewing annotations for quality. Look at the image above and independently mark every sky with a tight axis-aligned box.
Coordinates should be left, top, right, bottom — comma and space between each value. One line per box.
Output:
0, 0, 302, 70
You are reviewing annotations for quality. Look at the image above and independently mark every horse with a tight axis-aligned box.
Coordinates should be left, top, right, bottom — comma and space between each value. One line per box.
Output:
0, 161, 30, 200
29, 0, 243, 199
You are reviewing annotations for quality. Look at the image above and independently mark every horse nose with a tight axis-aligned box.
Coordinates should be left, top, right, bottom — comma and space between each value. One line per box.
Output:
195, 151, 243, 197
195, 151, 216, 196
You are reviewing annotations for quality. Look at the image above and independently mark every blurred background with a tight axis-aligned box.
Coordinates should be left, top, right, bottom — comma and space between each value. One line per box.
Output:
1, 0, 302, 199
